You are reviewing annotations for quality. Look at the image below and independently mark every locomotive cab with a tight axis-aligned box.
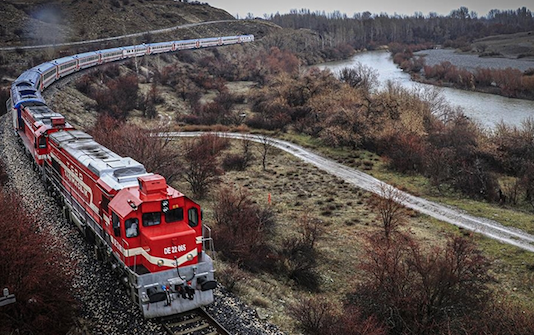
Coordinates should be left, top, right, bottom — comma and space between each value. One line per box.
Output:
108, 175, 204, 273
107, 174, 216, 317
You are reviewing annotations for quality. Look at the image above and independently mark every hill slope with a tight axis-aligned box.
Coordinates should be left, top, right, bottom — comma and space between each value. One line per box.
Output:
0, 0, 236, 46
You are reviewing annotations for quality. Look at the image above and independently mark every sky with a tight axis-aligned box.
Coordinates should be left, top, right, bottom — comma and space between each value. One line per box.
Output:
207, 0, 533, 18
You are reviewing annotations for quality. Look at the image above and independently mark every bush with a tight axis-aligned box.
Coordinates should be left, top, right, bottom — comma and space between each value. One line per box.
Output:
352, 231, 492, 335
0, 86, 10, 116
288, 296, 338, 335
212, 186, 276, 271
181, 135, 226, 198
91, 74, 139, 119
216, 263, 248, 292
0, 191, 77, 335
222, 153, 248, 171
75, 74, 92, 94
88, 115, 181, 183
278, 213, 323, 290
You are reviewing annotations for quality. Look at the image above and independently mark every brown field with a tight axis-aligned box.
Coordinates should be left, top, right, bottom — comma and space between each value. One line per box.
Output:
473, 30, 534, 59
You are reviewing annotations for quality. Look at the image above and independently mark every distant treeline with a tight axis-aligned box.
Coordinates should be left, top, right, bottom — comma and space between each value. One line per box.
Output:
269, 7, 534, 48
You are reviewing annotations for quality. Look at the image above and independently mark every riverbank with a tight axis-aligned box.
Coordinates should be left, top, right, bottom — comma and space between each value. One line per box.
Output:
317, 50, 534, 128
401, 48, 534, 101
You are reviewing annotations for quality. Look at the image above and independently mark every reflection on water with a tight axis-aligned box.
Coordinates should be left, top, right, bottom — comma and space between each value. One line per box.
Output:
316, 51, 534, 129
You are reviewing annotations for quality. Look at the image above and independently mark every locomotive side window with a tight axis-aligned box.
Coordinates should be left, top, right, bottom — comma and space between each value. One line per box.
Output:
38, 136, 46, 149
51, 158, 61, 173
142, 212, 161, 226
101, 196, 110, 213
125, 218, 139, 238
188, 208, 199, 227
112, 212, 121, 237
165, 208, 183, 223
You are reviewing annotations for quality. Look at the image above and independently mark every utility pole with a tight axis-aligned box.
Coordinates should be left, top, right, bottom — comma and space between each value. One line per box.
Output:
0, 288, 16, 307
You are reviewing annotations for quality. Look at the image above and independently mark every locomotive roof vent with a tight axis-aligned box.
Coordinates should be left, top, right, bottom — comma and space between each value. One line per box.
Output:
51, 116, 65, 126
138, 174, 167, 196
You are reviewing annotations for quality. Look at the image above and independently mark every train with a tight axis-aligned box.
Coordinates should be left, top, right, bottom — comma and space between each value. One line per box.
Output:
6, 34, 254, 318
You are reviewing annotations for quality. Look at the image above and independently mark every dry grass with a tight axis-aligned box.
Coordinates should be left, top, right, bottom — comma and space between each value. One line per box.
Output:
473, 31, 534, 59
164, 139, 464, 334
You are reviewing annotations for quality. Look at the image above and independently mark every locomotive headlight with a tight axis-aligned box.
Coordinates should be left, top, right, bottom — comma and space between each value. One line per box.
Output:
187, 254, 193, 261
157, 259, 164, 267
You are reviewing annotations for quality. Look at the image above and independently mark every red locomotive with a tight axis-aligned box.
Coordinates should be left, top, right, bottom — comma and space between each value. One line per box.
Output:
17, 104, 74, 166
43, 130, 216, 317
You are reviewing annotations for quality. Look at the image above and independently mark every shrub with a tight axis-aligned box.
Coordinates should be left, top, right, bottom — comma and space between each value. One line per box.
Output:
75, 74, 93, 94
352, 231, 492, 335
216, 263, 248, 292
180, 135, 225, 198
88, 115, 181, 183
278, 213, 323, 289
222, 153, 248, 171
0, 191, 77, 335
0, 86, 10, 116
212, 186, 276, 270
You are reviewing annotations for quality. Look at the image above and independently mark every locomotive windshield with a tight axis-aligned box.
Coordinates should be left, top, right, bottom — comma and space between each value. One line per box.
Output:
165, 208, 183, 223
142, 212, 160, 226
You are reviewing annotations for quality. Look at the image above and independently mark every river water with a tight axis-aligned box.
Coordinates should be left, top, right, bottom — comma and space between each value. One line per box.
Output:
316, 51, 534, 129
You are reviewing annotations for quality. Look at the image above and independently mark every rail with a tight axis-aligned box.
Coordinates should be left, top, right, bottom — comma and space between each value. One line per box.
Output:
161, 307, 230, 335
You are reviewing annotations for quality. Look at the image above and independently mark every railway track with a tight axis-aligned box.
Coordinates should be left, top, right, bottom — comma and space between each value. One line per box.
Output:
161, 308, 230, 335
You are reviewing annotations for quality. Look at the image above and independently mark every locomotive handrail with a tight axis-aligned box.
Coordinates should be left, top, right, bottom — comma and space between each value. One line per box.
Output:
202, 224, 215, 258
122, 238, 130, 265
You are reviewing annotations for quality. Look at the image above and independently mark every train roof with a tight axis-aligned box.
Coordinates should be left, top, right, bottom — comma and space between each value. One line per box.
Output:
49, 130, 150, 191
14, 69, 41, 88
34, 62, 56, 73
11, 85, 45, 108
52, 55, 77, 65
149, 41, 173, 47
23, 105, 68, 126
74, 51, 99, 59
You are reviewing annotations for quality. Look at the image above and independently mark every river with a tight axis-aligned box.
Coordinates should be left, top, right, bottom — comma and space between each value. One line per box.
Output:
316, 50, 534, 129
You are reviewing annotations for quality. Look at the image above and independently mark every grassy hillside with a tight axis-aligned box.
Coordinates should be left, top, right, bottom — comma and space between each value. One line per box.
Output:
0, 0, 236, 46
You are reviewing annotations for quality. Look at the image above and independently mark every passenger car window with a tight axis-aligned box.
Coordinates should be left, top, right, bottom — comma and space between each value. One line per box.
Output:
165, 208, 183, 223
142, 212, 161, 226
125, 218, 139, 238
188, 208, 199, 227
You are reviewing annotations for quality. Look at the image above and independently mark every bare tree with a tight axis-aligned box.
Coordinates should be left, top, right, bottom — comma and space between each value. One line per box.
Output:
257, 135, 272, 171
338, 63, 378, 93
374, 183, 408, 239
180, 134, 228, 199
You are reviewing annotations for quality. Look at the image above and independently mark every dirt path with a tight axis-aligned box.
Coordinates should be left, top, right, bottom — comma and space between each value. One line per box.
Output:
169, 131, 534, 252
